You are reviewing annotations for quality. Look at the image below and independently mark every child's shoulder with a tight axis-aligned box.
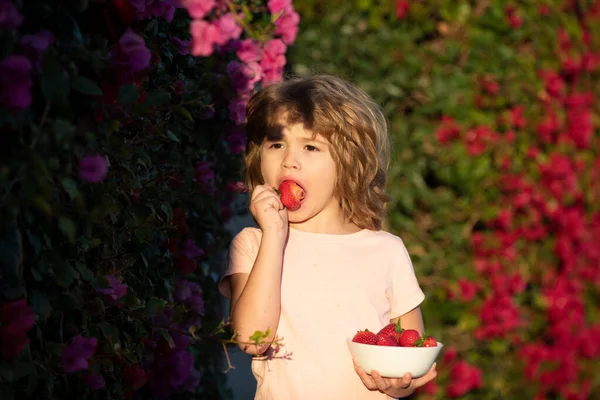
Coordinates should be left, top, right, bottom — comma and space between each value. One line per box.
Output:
232, 226, 262, 243
368, 229, 407, 248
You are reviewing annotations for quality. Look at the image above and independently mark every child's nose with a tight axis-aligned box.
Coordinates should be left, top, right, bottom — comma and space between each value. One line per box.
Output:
282, 149, 300, 169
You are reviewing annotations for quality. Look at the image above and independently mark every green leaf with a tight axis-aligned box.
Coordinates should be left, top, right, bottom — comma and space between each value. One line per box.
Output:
144, 90, 171, 107
158, 329, 175, 349
54, 261, 78, 286
29, 289, 53, 321
117, 83, 139, 104
249, 328, 271, 344
166, 130, 180, 143
75, 262, 94, 282
61, 178, 79, 200
58, 216, 76, 242
98, 322, 120, 343
72, 76, 103, 96
174, 105, 194, 121
144, 297, 167, 316
41, 55, 70, 105
45, 342, 65, 356
0, 223, 22, 278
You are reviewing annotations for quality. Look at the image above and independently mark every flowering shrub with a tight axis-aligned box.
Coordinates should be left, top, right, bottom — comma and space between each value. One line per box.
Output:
292, 0, 599, 398
0, 0, 298, 398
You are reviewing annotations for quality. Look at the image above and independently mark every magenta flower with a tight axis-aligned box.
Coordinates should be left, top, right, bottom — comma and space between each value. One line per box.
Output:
62, 335, 98, 373
19, 31, 54, 71
235, 38, 262, 63
0, 55, 33, 109
0, 1, 23, 29
226, 127, 246, 154
226, 60, 262, 94
260, 39, 287, 85
0, 299, 36, 361
190, 20, 218, 57
130, 0, 179, 22
214, 13, 242, 46
82, 372, 106, 390
181, 0, 215, 19
112, 29, 151, 74
96, 275, 128, 301
171, 37, 190, 55
79, 154, 108, 183
182, 239, 205, 259
228, 95, 249, 125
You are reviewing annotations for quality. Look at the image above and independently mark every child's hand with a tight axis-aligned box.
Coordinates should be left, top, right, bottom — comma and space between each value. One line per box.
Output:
250, 184, 288, 234
354, 362, 437, 398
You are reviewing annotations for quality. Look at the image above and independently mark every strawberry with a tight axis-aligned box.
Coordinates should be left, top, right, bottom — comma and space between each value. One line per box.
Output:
352, 329, 377, 345
377, 320, 404, 343
398, 329, 420, 347
277, 180, 305, 211
376, 334, 398, 347
422, 336, 437, 347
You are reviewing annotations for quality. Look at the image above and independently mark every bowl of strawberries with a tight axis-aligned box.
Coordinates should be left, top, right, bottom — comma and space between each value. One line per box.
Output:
347, 321, 443, 378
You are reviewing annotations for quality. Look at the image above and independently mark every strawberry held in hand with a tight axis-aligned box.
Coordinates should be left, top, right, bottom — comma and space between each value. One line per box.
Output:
277, 180, 305, 211
352, 329, 377, 345
398, 329, 421, 347
377, 320, 404, 342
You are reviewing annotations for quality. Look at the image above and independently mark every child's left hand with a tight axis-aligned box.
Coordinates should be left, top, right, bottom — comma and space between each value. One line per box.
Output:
354, 362, 437, 398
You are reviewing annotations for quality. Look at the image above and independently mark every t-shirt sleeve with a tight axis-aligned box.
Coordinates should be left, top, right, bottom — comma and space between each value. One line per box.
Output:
388, 239, 425, 319
218, 228, 260, 299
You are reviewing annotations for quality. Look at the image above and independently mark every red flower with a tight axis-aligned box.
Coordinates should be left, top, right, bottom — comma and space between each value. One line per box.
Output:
504, 5, 522, 29
172, 207, 188, 234
446, 360, 483, 397
122, 364, 147, 391
395, 0, 410, 20
434, 116, 461, 144
0, 299, 36, 361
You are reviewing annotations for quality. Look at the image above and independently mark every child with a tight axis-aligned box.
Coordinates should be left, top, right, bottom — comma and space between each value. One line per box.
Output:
218, 75, 437, 399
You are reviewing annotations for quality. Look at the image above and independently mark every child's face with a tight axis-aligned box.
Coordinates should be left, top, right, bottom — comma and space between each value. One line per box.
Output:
260, 122, 340, 224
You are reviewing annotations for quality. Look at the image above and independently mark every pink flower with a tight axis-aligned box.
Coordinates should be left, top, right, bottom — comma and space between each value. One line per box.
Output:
268, 0, 292, 14
62, 335, 98, 373
96, 275, 128, 300
214, 13, 242, 46
190, 19, 218, 57
79, 154, 108, 183
0, 55, 32, 109
19, 31, 54, 71
0, 299, 36, 361
0, 1, 23, 29
181, 0, 215, 19
112, 28, 151, 74
457, 278, 479, 301
273, 6, 299, 44
260, 39, 287, 85
236, 39, 262, 62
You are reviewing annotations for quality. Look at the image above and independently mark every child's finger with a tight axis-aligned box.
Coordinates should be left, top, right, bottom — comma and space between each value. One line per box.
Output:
353, 366, 377, 390
370, 370, 391, 391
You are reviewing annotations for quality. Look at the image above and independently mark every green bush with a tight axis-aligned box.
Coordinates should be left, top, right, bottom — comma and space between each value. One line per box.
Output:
0, 0, 298, 399
291, 1, 600, 398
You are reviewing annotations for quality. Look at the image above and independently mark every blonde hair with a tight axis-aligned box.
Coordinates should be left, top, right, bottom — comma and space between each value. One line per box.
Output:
244, 75, 390, 231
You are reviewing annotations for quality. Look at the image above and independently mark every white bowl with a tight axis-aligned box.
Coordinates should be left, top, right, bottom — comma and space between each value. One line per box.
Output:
347, 339, 443, 378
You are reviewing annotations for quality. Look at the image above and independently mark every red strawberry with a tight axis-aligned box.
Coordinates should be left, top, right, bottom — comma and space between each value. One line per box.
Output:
398, 329, 420, 347
352, 329, 377, 345
422, 336, 437, 347
377, 320, 404, 342
376, 334, 398, 347
277, 180, 305, 211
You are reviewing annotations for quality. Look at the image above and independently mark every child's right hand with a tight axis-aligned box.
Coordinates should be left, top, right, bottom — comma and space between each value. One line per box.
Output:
250, 184, 288, 235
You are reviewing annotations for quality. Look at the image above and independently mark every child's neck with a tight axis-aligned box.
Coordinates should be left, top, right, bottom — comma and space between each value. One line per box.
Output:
289, 218, 362, 235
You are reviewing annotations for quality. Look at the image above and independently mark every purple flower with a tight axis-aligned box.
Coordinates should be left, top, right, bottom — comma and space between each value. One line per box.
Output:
96, 275, 128, 300
228, 95, 249, 125
131, 0, 179, 22
0, 1, 23, 29
173, 280, 204, 315
62, 335, 98, 373
214, 13, 242, 46
83, 372, 105, 390
182, 239, 205, 259
181, 368, 201, 392
148, 333, 196, 397
79, 154, 108, 183
194, 161, 215, 190
226, 127, 246, 154
19, 31, 54, 71
0, 55, 33, 109
181, 0, 215, 19
235, 39, 262, 63
112, 28, 151, 74
171, 37, 190, 55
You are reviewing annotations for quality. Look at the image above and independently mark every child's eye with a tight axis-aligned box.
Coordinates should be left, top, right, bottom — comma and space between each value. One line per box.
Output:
305, 145, 319, 152
269, 143, 283, 149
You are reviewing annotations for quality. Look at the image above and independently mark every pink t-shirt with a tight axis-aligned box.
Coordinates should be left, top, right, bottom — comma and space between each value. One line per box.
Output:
219, 227, 425, 400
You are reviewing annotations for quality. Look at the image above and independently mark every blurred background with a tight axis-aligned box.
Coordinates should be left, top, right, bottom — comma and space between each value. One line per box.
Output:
1, 0, 598, 399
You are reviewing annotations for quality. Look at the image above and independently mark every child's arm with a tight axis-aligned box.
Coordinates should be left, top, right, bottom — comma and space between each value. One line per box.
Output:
395, 306, 424, 334
229, 184, 288, 355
